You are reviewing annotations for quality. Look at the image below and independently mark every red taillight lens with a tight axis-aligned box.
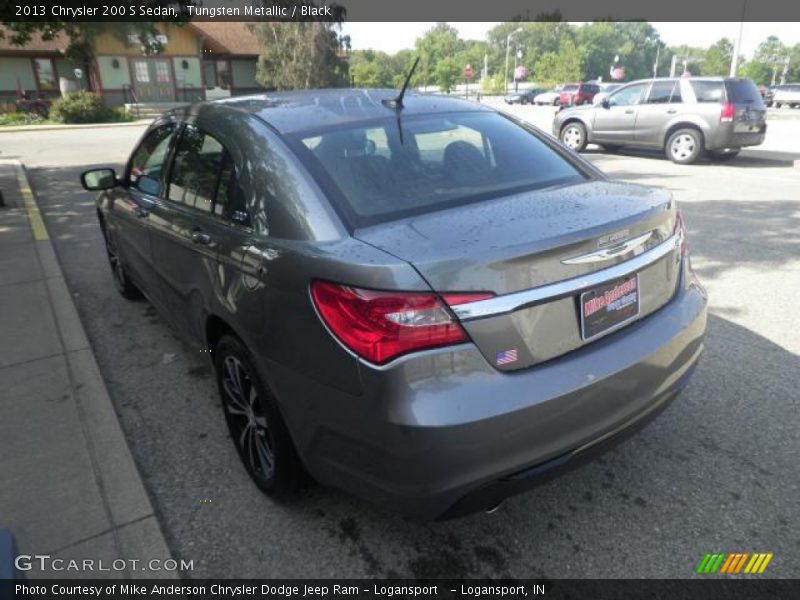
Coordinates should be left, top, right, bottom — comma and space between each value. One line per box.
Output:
720, 102, 735, 123
311, 281, 492, 364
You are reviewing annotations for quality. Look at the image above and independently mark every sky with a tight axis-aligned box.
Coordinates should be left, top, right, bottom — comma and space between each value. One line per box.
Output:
340, 22, 800, 58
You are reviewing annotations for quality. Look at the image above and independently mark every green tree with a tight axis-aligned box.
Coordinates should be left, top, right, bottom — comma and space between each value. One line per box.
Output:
435, 56, 461, 92
350, 49, 402, 88
702, 38, 734, 76
251, 22, 349, 90
414, 23, 463, 87
534, 39, 583, 86
486, 18, 572, 83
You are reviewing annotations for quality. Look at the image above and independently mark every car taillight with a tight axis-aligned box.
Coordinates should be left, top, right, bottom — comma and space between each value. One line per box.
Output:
310, 281, 493, 364
720, 102, 735, 123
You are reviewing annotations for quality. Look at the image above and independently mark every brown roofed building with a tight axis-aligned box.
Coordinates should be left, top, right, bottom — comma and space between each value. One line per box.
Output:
0, 23, 264, 109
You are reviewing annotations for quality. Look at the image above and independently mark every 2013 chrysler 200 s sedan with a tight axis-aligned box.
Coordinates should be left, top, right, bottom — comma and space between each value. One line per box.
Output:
81, 89, 707, 519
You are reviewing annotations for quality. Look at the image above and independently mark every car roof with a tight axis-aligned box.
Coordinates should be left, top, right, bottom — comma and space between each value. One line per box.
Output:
189, 88, 491, 135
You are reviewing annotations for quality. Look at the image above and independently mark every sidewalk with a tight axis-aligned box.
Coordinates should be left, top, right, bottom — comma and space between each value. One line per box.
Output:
0, 160, 176, 579
0, 120, 152, 134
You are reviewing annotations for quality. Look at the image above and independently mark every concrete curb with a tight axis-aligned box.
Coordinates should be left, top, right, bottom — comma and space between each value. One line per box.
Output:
2, 159, 176, 579
0, 120, 151, 134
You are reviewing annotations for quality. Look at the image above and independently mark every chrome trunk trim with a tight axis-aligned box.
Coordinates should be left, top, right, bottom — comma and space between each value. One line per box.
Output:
451, 230, 682, 322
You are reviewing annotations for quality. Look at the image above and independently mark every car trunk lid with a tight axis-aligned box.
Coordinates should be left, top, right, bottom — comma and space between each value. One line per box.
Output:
355, 180, 682, 370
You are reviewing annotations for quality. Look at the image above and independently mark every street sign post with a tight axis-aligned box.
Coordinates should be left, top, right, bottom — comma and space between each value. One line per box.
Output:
463, 64, 474, 100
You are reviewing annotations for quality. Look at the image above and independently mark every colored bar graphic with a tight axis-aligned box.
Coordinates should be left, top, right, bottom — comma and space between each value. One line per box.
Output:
696, 554, 712, 574
719, 554, 736, 574
758, 553, 773, 574
701, 552, 773, 575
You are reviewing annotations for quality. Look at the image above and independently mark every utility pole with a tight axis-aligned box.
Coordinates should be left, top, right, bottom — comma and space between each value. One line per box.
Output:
730, 1, 747, 76
504, 27, 523, 95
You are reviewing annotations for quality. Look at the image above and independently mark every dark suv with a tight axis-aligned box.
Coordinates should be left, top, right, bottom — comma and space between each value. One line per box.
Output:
554, 77, 767, 163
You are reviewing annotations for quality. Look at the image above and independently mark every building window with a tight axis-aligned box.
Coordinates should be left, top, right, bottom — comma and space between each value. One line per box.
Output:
216, 60, 231, 89
155, 61, 170, 83
33, 58, 57, 91
135, 61, 150, 83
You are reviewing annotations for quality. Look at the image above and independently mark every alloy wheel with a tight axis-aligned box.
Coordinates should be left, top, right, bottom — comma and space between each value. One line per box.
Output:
221, 355, 275, 480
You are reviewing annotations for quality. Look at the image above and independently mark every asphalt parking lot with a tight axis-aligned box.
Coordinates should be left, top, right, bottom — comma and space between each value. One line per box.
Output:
4, 112, 799, 578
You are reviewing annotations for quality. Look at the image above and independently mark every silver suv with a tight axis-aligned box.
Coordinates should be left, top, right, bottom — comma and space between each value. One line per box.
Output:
553, 77, 767, 164
772, 84, 800, 108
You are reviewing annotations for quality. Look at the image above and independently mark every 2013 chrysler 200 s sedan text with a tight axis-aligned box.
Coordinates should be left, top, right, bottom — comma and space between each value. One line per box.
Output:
81, 89, 707, 519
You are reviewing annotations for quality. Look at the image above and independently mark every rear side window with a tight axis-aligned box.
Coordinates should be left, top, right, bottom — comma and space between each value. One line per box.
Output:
646, 81, 682, 104
290, 112, 586, 227
691, 81, 726, 103
726, 79, 764, 105
563, 84, 578, 91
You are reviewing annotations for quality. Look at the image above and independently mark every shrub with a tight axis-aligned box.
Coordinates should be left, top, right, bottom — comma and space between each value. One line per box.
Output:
0, 111, 46, 126
50, 91, 112, 123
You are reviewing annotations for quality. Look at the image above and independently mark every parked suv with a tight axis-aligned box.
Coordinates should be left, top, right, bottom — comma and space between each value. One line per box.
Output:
553, 77, 767, 164
560, 83, 600, 106
772, 84, 800, 108
80, 90, 706, 519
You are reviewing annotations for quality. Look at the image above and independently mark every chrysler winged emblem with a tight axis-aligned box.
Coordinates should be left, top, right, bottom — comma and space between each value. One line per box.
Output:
561, 231, 653, 265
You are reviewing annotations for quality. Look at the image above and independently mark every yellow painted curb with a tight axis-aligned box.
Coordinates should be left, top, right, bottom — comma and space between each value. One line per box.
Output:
8, 160, 49, 241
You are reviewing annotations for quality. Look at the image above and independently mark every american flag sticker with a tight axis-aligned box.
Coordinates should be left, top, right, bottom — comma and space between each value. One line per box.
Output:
495, 348, 518, 366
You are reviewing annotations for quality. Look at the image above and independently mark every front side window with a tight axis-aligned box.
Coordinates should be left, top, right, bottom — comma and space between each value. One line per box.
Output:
291, 112, 586, 226
33, 58, 57, 90
168, 125, 225, 214
129, 124, 176, 196
609, 83, 648, 107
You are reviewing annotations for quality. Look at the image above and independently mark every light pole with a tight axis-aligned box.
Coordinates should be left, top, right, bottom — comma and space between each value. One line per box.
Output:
504, 26, 523, 95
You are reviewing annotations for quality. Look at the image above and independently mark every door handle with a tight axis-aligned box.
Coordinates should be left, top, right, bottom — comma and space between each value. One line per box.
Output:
190, 230, 212, 245
624, 109, 634, 114
666, 109, 677, 114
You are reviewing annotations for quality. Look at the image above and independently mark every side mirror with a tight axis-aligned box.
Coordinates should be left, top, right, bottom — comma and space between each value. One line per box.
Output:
81, 168, 117, 191
593, 93, 609, 107
601, 98, 611, 109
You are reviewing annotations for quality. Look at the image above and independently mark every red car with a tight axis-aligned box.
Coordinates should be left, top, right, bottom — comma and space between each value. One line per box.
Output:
559, 82, 600, 106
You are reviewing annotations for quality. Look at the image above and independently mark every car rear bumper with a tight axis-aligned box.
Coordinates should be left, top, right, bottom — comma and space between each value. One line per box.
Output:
708, 122, 766, 149
270, 262, 708, 520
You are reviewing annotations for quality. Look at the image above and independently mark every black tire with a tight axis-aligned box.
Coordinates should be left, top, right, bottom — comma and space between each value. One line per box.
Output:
560, 121, 588, 152
665, 128, 703, 165
708, 150, 740, 162
215, 334, 303, 498
101, 222, 142, 300
775, 102, 783, 109
601, 144, 623, 153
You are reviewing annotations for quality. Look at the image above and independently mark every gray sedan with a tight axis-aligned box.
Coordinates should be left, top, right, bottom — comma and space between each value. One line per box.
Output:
554, 77, 766, 164
81, 89, 707, 519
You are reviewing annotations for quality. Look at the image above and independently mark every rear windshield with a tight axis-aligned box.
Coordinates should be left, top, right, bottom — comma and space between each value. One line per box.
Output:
726, 79, 764, 105
563, 84, 579, 91
289, 112, 586, 227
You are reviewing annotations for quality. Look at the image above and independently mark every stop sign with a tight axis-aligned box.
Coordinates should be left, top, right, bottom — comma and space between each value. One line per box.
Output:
463, 64, 475, 80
